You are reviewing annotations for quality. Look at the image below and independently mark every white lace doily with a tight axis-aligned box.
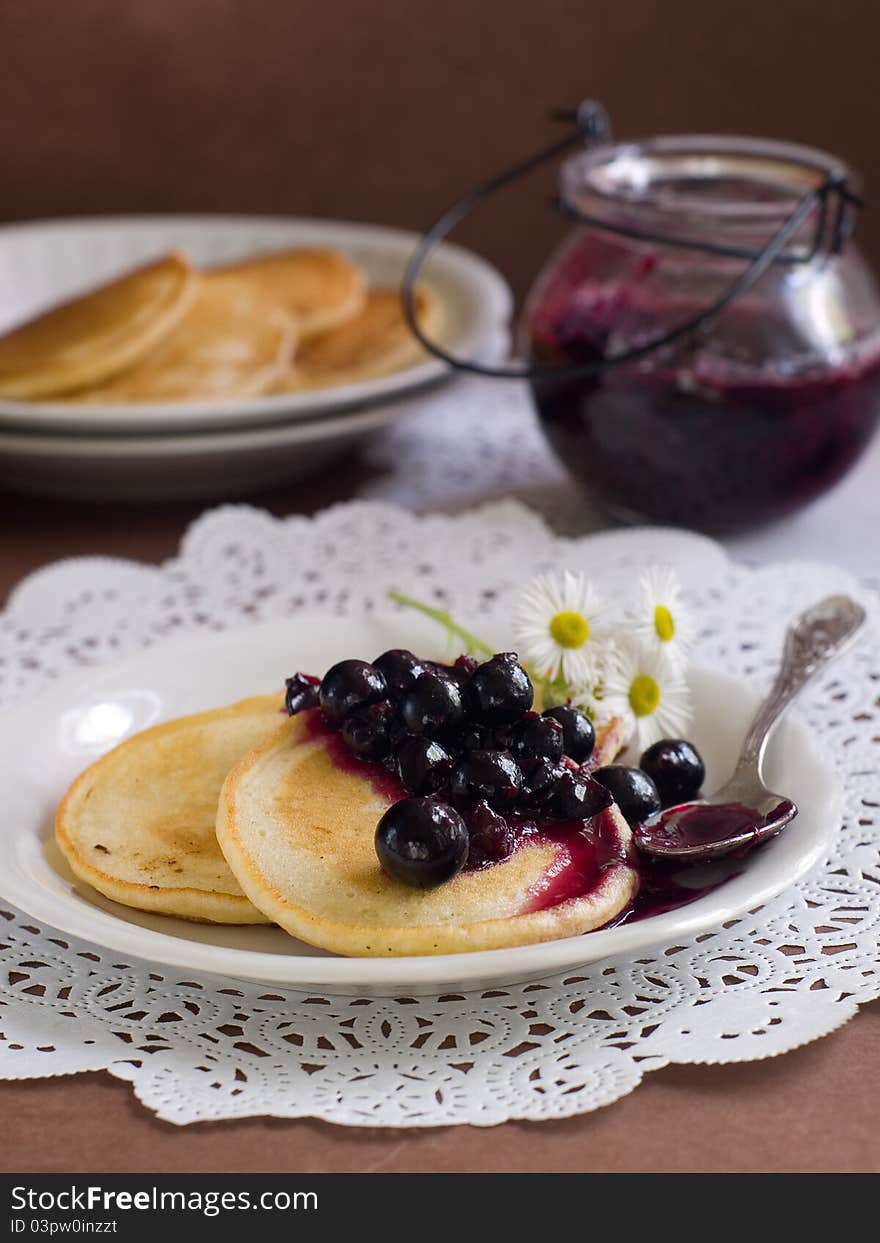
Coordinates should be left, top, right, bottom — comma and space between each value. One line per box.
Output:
0, 501, 878, 1128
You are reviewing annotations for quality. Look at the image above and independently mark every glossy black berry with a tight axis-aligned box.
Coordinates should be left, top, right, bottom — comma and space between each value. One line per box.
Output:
639, 739, 706, 806
451, 749, 523, 811
341, 704, 392, 761
397, 736, 453, 794
524, 758, 567, 803
319, 659, 387, 724
550, 770, 614, 820
468, 652, 533, 725
541, 705, 595, 763
375, 797, 468, 888
373, 649, 428, 698
388, 715, 410, 750
431, 653, 479, 689
399, 671, 465, 737
466, 800, 515, 865
592, 765, 662, 826
284, 672, 320, 716
511, 714, 564, 769
459, 723, 493, 754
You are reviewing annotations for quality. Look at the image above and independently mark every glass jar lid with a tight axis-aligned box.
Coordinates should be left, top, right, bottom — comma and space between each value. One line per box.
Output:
402, 103, 864, 380
559, 135, 859, 262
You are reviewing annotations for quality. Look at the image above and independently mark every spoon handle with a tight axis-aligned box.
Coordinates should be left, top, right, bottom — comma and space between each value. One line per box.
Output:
739, 595, 866, 771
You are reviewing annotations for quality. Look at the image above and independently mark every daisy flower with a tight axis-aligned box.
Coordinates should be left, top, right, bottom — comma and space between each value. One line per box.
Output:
590, 637, 692, 752
634, 566, 695, 664
513, 570, 609, 688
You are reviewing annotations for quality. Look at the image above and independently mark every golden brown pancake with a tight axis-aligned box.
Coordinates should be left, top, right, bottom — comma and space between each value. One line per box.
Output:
214, 248, 365, 342
0, 251, 197, 400
275, 285, 441, 392
71, 273, 296, 403
216, 713, 638, 957
55, 694, 285, 924
588, 716, 628, 769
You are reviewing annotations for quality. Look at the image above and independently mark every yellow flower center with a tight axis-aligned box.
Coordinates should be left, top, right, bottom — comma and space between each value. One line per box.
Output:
654, 604, 675, 642
629, 673, 661, 717
549, 610, 590, 649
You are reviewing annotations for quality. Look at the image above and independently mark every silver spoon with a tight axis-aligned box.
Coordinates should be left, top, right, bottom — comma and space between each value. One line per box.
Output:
633, 594, 866, 861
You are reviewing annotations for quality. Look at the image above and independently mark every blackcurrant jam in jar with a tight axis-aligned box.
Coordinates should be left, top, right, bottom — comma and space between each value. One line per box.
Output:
524, 136, 880, 531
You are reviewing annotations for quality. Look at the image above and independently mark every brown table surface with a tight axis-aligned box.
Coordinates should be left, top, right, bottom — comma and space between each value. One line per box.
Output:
2, 481, 878, 1175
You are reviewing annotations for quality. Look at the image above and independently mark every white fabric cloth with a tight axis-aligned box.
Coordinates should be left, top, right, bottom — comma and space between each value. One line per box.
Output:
0, 499, 877, 1126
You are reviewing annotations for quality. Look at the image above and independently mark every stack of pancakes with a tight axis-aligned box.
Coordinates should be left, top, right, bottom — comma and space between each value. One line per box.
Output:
0, 248, 442, 403
55, 693, 636, 957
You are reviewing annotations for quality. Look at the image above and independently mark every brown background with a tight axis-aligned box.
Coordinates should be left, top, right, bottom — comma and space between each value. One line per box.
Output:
2, 0, 880, 1173
3, 0, 880, 299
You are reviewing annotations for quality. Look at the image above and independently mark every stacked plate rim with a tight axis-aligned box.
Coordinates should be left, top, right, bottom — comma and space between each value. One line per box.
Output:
0, 216, 512, 499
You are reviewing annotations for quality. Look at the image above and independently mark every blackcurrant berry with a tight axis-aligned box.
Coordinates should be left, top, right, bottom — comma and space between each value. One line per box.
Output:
524, 758, 567, 803
373, 649, 428, 698
399, 671, 465, 737
541, 705, 595, 763
375, 797, 469, 888
451, 749, 523, 811
466, 799, 516, 865
468, 653, 533, 725
341, 703, 392, 761
592, 765, 662, 826
639, 739, 706, 806
550, 770, 614, 820
284, 672, 320, 716
511, 714, 564, 768
397, 736, 454, 794
319, 659, 387, 724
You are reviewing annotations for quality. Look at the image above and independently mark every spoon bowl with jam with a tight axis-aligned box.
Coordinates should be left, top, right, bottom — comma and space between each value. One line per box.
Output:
634, 595, 865, 862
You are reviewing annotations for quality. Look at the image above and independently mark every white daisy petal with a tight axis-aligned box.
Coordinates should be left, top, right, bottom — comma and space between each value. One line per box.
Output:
513, 570, 607, 696
633, 565, 695, 664
593, 636, 692, 754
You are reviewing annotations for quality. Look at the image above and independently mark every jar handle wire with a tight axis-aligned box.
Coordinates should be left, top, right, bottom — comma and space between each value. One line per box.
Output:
402, 101, 863, 382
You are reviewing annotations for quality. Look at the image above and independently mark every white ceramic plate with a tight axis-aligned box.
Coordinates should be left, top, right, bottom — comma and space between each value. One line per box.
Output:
0, 216, 511, 435
0, 330, 507, 502
0, 378, 476, 503
0, 611, 840, 995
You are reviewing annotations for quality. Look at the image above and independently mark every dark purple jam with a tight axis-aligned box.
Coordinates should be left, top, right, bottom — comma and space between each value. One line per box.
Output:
639, 798, 796, 853
612, 857, 740, 925
528, 237, 880, 531
517, 807, 630, 913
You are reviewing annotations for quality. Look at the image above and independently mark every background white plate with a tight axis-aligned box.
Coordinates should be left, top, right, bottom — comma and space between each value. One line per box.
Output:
0, 611, 840, 994
0, 215, 512, 435
0, 340, 505, 502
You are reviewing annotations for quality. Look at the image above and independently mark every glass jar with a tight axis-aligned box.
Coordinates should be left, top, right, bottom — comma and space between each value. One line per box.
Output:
523, 135, 880, 531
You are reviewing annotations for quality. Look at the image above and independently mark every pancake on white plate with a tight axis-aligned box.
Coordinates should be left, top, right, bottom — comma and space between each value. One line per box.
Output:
0, 251, 197, 400
72, 273, 296, 403
214, 247, 365, 342
276, 285, 441, 392
216, 713, 637, 956
56, 694, 285, 924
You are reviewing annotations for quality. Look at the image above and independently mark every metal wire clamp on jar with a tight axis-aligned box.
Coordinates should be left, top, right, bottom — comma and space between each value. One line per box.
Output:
403, 102, 880, 531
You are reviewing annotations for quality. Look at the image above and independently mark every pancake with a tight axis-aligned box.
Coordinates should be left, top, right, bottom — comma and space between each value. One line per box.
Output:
0, 251, 197, 399
72, 273, 296, 403
55, 694, 285, 924
276, 285, 441, 392
588, 715, 628, 769
215, 248, 365, 342
216, 713, 638, 956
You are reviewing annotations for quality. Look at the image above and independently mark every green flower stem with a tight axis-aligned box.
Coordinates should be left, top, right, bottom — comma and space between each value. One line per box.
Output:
386, 589, 575, 705
386, 590, 496, 658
